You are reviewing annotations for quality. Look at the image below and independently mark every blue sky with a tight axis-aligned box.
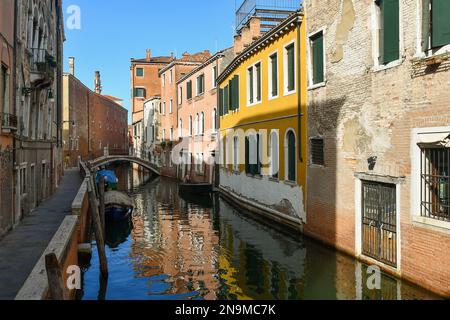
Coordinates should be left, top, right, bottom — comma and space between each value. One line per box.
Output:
63, 0, 237, 123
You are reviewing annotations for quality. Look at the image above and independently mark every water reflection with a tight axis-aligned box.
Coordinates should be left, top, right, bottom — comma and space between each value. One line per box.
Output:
80, 166, 439, 300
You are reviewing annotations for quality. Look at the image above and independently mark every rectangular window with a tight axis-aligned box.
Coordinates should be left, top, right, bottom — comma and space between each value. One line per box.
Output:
136, 68, 144, 77
310, 34, 324, 85
422, 0, 450, 51
169, 99, 173, 114
178, 86, 183, 105
311, 138, 325, 166
134, 87, 146, 98
197, 74, 205, 95
219, 88, 224, 116
420, 146, 450, 222
170, 69, 173, 84
285, 43, 296, 91
1, 65, 8, 114
269, 53, 278, 98
212, 66, 218, 88
377, 0, 400, 64
224, 84, 229, 115
248, 66, 254, 104
187, 80, 192, 100
163, 74, 166, 86
255, 63, 262, 102
247, 63, 261, 105
228, 75, 240, 111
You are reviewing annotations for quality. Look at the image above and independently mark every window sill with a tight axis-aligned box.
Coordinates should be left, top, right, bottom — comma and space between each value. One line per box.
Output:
308, 82, 326, 91
372, 59, 403, 73
412, 216, 450, 232
283, 90, 297, 97
268, 177, 280, 183
284, 180, 297, 187
246, 173, 263, 180
309, 163, 326, 169
268, 94, 279, 101
247, 101, 262, 108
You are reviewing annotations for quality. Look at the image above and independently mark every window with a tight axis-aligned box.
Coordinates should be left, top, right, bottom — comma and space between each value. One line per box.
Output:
270, 131, 279, 178
247, 63, 262, 105
20, 166, 27, 195
195, 153, 204, 173
223, 84, 229, 115
169, 99, 173, 114
179, 118, 183, 138
1, 65, 9, 114
134, 87, 146, 98
245, 134, 261, 176
212, 108, 217, 132
376, 0, 400, 64
200, 112, 205, 135
170, 69, 173, 84
162, 73, 166, 86
228, 75, 240, 111
422, 0, 450, 52
162, 129, 166, 140
197, 74, 205, 96
170, 127, 173, 141
311, 138, 325, 166
269, 53, 278, 98
136, 68, 144, 77
212, 66, 218, 88
195, 113, 199, 135
310, 32, 324, 85
189, 116, 193, 136
420, 146, 450, 222
233, 136, 239, 171
178, 86, 183, 105
187, 80, 192, 100
285, 43, 296, 92
286, 130, 296, 182
163, 102, 166, 115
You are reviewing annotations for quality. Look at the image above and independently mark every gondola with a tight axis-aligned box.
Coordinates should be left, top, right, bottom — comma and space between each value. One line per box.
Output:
104, 191, 134, 220
179, 182, 213, 195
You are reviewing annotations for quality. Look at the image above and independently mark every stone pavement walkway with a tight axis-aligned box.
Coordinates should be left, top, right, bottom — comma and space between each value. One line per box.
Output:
0, 169, 82, 300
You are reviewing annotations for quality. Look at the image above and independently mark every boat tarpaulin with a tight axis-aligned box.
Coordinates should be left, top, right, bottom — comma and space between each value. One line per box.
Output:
104, 191, 133, 208
96, 170, 118, 184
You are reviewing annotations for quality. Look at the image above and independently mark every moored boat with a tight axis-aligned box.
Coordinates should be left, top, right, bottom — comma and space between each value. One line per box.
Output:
179, 182, 212, 195
104, 191, 134, 220
96, 170, 119, 190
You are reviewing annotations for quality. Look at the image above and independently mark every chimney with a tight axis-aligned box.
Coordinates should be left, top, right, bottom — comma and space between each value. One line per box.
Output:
234, 34, 243, 56
171, 52, 175, 59
69, 57, 75, 76
94, 71, 102, 94
241, 16, 261, 49
146, 49, 152, 61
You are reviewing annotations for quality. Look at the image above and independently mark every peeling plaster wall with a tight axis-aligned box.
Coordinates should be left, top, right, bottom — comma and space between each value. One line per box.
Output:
305, 0, 450, 297
220, 168, 306, 223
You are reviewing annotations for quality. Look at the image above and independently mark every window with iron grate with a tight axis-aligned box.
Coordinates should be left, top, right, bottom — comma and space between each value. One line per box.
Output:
310, 138, 324, 166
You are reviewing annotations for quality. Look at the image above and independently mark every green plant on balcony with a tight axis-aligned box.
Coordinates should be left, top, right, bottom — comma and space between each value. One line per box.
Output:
167, 141, 173, 148
160, 141, 167, 148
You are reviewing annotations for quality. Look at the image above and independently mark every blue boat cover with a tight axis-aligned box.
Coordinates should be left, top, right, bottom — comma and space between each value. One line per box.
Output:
96, 170, 118, 184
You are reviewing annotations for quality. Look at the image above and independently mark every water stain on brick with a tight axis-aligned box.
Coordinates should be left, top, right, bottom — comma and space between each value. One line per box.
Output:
331, 0, 356, 63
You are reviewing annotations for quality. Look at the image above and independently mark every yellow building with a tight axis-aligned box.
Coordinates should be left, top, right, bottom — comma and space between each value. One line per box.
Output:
217, 10, 307, 231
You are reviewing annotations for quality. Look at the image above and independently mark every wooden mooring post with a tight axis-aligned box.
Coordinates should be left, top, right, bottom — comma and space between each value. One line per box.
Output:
87, 178, 108, 278
45, 253, 66, 300
98, 176, 106, 238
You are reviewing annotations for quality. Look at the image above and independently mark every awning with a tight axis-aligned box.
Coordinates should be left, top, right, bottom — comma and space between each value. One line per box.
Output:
417, 132, 450, 148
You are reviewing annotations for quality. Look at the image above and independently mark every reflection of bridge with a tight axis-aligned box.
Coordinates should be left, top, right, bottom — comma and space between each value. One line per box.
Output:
89, 155, 160, 175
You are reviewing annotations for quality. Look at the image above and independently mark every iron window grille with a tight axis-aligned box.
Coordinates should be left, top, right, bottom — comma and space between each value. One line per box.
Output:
420, 146, 450, 222
310, 138, 324, 166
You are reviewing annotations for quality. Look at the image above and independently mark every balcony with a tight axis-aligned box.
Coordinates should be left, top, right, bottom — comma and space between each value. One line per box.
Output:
30, 48, 56, 83
236, 0, 300, 32
0, 113, 18, 134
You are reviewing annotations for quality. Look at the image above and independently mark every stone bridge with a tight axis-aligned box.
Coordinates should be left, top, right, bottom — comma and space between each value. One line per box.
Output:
88, 155, 160, 175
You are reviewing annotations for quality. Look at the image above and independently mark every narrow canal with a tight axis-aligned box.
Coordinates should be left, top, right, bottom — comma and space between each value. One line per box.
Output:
79, 165, 439, 300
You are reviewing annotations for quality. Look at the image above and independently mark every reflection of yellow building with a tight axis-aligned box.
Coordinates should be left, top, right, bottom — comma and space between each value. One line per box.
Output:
218, 10, 307, 230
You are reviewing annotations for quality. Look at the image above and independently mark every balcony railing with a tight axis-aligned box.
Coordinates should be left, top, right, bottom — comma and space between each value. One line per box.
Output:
0, 112, 18, 131
30, 48, 56, 78
236, 0, 300, 32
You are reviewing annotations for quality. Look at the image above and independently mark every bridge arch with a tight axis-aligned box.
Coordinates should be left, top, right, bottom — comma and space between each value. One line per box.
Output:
89, 155, 160, 176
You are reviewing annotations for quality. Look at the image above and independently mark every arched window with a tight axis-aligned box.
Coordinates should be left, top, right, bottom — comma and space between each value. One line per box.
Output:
189, 116, 193, 136
245, 133, 260, 175
195, 114, 199, 135
201, 112, 205, 135
270, 130, 279, 179
233, 135, 239, 171
285, 130, 296, 182
212, 108, 217, 132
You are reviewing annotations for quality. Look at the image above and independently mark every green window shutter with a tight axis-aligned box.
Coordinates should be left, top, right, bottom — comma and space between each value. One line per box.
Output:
187, 81, 192, 100
219, 88, 224, 116
312, 35, 324, 84
245, 137, 250, 174
248, 67, 254, 104
432, 0, 450, 48
288, 131, 296, 181
271, 54, 278, 96
256, 63, 261, 101
224, 84, 229, 115
287, 44, 295, 90
382, 0, 400, 64
229, 79, 234, 111
422, 0, 431, 51
234, 75, 240, 110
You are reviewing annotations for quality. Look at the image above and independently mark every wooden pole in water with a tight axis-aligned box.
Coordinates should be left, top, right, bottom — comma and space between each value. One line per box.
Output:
45, 253, 66, 300
87, 179, 108, 278
98, 176, 106, 238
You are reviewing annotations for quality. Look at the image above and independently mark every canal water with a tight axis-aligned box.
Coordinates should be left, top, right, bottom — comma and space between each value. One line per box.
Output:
79, 166, 439, 300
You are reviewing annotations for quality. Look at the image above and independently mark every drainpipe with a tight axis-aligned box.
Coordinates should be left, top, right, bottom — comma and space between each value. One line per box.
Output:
297, 15, 303, 163
12, 0, 18, 166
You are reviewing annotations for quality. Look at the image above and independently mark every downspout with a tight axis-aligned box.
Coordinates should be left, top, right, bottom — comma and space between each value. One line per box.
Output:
12, 0, 18, 167
297, 14, 303, 163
